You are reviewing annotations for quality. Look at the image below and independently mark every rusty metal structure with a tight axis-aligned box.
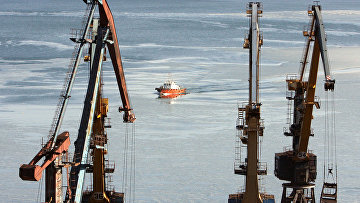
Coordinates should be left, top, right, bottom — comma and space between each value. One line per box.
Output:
19, 0, 135, 202
274, 3, 337, 203
228, 2, 274, 203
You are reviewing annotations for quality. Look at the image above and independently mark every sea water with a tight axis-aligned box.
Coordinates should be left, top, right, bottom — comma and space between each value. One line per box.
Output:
1, 0, 360, 202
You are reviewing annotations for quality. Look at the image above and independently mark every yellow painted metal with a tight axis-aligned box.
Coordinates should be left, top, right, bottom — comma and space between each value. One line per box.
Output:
89, 81, 110, 203
242, 106, 263, 203
89, 148, 110, 203
298, 37, 321, 158
101, 98, 108, 115
300, 16, 315, 81
84, 55, 91, 62
243, 38, 250, 49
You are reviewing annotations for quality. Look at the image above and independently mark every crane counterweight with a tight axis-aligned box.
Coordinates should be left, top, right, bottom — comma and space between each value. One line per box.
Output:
19, 131, 70, 182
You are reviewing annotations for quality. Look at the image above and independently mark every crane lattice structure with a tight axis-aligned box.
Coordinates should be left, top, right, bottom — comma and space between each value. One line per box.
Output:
228, 2, 274, 203
274, 3, 337, 203
19, 0, 135, 202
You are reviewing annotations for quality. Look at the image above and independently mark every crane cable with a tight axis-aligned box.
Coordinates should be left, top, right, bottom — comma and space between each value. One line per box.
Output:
323, 90, 337, 183
122, 122, 136, 203
122, 123, 129, 195
131, 123, 136, 202
324, 92, 327, 183
324, 91, 328, 182
36, 168, 44, 202
332, 91, 337, 183
130, 123, 136, 202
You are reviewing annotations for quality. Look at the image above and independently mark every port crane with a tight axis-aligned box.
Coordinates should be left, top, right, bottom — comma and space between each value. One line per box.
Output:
274, 3, 337, 203
228, 2, 274, 203
19, 0, 135, 202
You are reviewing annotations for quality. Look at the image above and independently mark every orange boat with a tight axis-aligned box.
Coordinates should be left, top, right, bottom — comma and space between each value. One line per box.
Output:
155, 79, 186, 98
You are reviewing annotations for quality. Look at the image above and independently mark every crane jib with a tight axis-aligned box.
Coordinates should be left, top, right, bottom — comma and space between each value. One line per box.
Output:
249, 3, 261, 105
313, 6, 334, 85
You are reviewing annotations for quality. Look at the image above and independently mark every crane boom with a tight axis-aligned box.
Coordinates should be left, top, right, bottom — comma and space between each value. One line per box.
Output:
314, 6, 331, 81
297, 36, 321, 158
67, 26, 109, 203
249, 3, 260, 104
297, 5, 335, 159
299, 6, 335, 90
49, 3, 96, 149
98, 1, 135, 123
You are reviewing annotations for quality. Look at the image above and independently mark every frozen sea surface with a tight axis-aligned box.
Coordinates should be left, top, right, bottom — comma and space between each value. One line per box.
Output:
0, 0, 360, 202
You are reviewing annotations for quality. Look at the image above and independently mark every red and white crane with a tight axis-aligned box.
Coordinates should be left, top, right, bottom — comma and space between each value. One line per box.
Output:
19, 1, 135, 202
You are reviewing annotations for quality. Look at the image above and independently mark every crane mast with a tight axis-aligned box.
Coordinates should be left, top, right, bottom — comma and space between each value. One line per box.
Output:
20, 0, 135, 202
229, 2, 274, 203
274, 3, 336, 203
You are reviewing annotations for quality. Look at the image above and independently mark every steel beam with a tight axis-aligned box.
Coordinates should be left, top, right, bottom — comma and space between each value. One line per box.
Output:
298, 37, 320, 157
314, 6, 331, 80
249, 3, 260, 105
50, 3, 96, 149
98, 0, 135, 123
67, 27, 109, 203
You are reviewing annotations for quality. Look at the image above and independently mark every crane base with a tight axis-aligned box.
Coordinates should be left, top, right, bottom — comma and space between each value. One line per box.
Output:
82, 191, 124, 203
281, 183, 315, 203
228, 193, 275, 203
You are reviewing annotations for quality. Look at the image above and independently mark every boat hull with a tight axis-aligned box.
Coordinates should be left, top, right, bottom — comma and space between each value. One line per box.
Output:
156, 88, 187, 98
